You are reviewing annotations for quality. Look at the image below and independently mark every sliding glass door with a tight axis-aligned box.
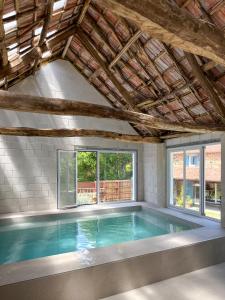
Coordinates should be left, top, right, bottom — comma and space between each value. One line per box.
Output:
170, 151, 184, 208
58, 149, 136, 208
168, 143, 221, 220
204, 144, 221, 219
185, 149, 201, 213
77, 151, 97, 206
58, 150, 76, 208
99, 152, 135, 202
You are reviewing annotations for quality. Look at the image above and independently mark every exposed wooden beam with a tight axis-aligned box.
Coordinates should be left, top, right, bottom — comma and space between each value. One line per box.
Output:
160, 132, 195, 140
77, 28, 157, 135
77, 0, 91, 25
33, 0, 54, 71
109, 30, 142, 69
210, 1, 225, 15
185, 52, 225, 120
163, 44, 216, 122
2, 5, 47, 23
77, 29, 136, 109
62, 36, 73, 59
46, 25, 77, 49
136, 83, 191, 109
0, 127, 161, 143
0, 90, 225, 133
62, 0, 91, 59
99, 0, 225, 66
0, 0, 8, 67
39, 0, 54, 46
0, 47, 42, 80
181, 0, 193, 8
0, 25, 77, 80
203, 61, 217, 72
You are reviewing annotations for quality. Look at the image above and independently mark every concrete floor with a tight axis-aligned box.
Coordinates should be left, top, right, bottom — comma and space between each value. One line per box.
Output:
102, 262, 225, 300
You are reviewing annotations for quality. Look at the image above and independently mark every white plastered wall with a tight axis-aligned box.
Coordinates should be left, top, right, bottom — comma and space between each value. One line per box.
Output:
0, 59, 144, 213
143, 143, 166, 207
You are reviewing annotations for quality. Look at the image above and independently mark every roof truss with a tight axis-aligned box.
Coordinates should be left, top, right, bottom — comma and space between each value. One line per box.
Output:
0, 0, 225, 140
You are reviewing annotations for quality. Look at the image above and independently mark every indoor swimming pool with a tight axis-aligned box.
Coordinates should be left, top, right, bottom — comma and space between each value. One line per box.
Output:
0, 209, 197, 264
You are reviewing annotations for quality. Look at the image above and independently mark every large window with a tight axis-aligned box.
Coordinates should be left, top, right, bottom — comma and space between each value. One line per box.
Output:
168, 143, 221, 220
58, 149, 136, 208
99, 152, 134, 202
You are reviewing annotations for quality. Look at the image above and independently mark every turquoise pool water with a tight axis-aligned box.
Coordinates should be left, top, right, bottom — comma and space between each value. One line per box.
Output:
0, 210, 196, 264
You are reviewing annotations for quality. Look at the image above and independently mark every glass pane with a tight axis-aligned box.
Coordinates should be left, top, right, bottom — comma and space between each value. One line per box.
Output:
170, 151, 184, 207
77, 151, 97, 205
185, 149, 200, 212
204, 144, 221, 220
58, 151, 76, 208
99, 152, 134, 202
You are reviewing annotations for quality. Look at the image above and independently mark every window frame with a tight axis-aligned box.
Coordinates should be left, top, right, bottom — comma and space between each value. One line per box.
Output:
167, 141, 221, 221
57, 148, 137, 208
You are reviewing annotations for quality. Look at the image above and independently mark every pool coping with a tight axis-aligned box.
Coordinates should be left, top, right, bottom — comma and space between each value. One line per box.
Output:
0, 202, 224, 287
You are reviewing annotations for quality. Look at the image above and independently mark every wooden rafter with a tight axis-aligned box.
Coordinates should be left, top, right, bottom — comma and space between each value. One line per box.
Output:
181, 0, 193, 8
185, 52, 225, 120
0, 127, 160, 143
136, 83, 191, 109
0, 47, 42, 80
46, 24, 77, 49
0, 0, 8, 68
3, 4, 48, 22
62, 0, 91, 59
163, 45, 217, 122
77, 28, 159, 135
0, 90, 225, 133
33, 0, 54, 71
109, 30, 142, 69
39, 0, 54, 46
77, 0, 92, 26
0, 24, 78, 80
62, 36, 73, 59
65, 51, 146, 144
77, 29, 136, 109
99, 0, 225, 66
203, 61, 217, 72
209, 0, 225, 15
82, 14, 175, 124
136, 43, 217, 123
2, 0, 225, 138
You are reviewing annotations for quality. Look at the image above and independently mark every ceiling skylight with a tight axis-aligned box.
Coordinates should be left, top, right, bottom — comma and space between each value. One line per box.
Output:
3, 11, 16, 19
53, 0, 66, 11
8, 43, 18, 50
4, 20, 17, 34
35, 27, 43, 36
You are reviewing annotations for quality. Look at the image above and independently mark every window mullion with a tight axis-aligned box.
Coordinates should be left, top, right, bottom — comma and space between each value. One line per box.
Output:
183, 150, 186, 209
200, 146, 205, 215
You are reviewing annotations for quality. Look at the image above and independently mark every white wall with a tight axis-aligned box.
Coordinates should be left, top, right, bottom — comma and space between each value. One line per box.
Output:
143, 144, 166, 207
0, 60, 144, 214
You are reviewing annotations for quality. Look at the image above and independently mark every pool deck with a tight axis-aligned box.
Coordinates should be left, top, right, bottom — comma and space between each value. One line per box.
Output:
0, 202, 225, 300
102, 262, 225, 300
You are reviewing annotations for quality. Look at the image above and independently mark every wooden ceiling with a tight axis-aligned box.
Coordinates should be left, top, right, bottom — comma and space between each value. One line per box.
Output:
1, 0, 225, 141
